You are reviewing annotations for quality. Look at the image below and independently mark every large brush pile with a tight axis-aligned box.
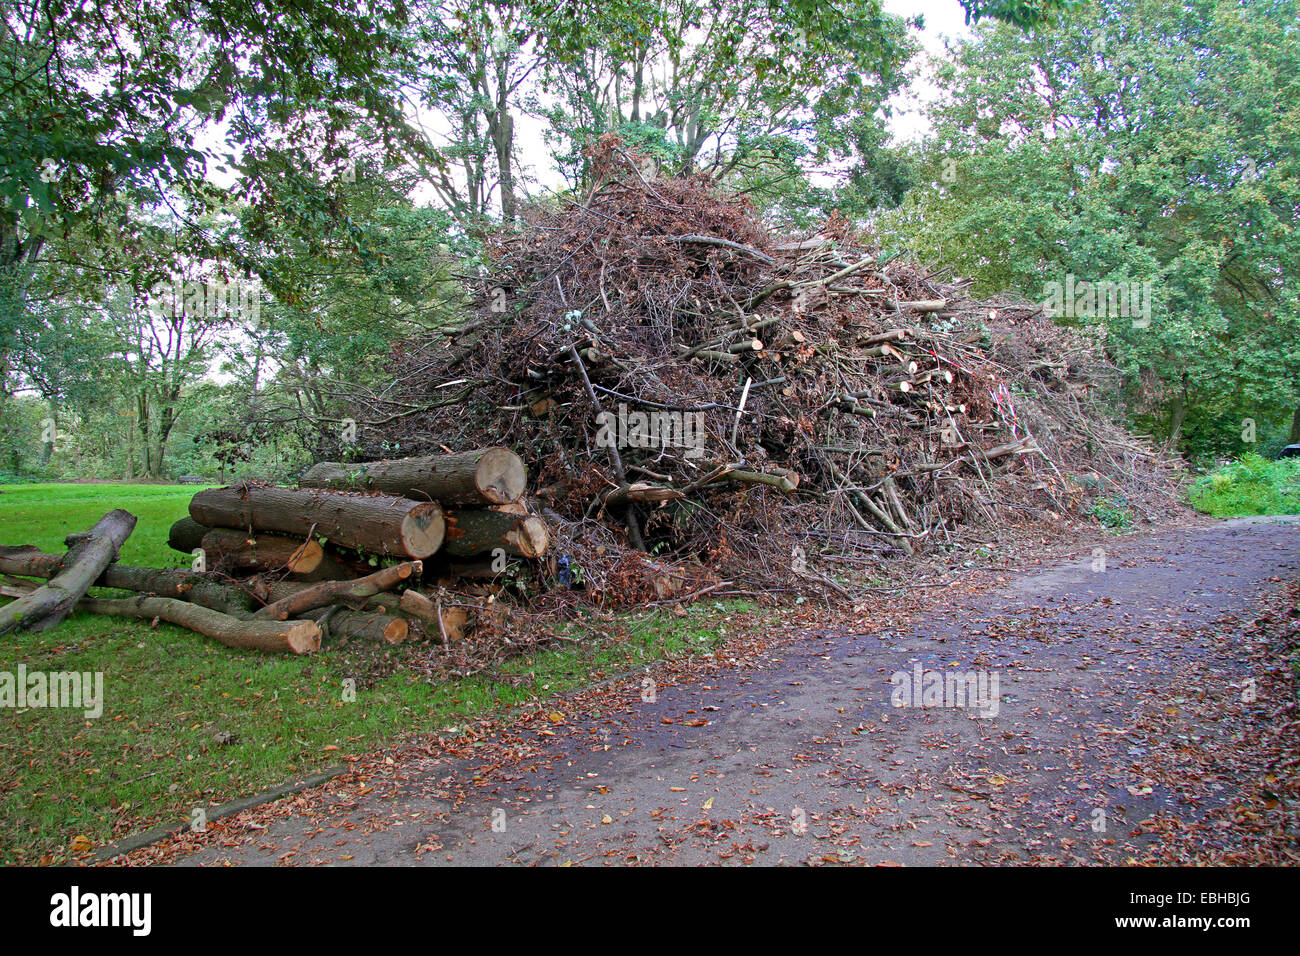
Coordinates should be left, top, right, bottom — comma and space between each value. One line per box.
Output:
357, 136, 1183, 603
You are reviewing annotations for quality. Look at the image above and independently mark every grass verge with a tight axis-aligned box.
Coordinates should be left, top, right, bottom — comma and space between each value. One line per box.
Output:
1190, 454, 1300, 517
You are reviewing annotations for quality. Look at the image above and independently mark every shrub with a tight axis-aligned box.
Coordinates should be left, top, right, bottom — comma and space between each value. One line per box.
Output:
1190, 454, 1300, 517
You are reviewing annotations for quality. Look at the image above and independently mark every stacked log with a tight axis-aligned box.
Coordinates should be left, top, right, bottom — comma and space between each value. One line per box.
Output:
0, 448, 551, 655
188, 484, 446, 559
300, 448, 526, 507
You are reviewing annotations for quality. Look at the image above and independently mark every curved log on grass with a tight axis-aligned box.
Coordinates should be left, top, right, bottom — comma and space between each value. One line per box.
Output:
79, 595, 320, 654
0, 549, 254, 617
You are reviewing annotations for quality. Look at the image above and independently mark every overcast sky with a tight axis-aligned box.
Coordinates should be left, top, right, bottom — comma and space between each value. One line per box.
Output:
882, 0, 974, 141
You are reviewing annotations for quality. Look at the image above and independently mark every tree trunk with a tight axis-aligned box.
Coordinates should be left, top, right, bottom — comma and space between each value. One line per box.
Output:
0, 547, 253, 617
168, 519, 354, 579
308, 607, 407, 644
78, 595, 320, 654
0, 549, 389, 647
167, 517, 208, 553
398, 590, 468, 642
300, 448, 525, 506
1290, 404, 1300, 445
199, 528, 324, 575
600, 483, 685, 513
442, 509, 550, 558
252, 560, 421, 621
189, 484, 445, 558
0, 510, 138, 636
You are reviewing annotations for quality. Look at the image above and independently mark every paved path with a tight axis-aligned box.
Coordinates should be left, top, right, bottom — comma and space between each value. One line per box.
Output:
175, 517, 1298, 866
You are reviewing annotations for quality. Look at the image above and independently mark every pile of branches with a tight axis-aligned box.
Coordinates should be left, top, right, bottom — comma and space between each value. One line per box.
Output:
346, 135, 1183, 602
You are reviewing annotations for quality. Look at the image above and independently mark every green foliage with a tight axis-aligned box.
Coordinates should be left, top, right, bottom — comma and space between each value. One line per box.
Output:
880, 0, 1300, 459
1190, 454, 1300, 517
959, 0, 1079, 26
535, 0, 917, 200
1091, 495, 1134, 529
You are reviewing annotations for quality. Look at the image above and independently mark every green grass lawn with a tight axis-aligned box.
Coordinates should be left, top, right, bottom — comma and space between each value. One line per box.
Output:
0, 483, 754, 864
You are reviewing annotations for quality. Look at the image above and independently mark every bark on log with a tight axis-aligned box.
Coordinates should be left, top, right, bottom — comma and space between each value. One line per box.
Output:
78, 595, 320, 654
397, 591, 468, 642
0, 510, 138, 636
252, 561, 421, 621
300, 448, 526, 506
189, 484, 445, 558
442, 510, 551, 559
859, 329, 910, 347
891, 299, 946, 312
0, 549, 255, 617
167, 517, 209, 554
708, 468, 801, 495
195, 527, 325, 574
4, 554, 398, 648
308, 607, 407, 644
675, 344, 739, 364
601, 483, 686, 513
982, 437, 1038, 460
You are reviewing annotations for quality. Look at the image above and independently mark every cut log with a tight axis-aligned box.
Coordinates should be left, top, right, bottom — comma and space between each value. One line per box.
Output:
442, 510, 551, 559
300, 447, 526, 506
0, 549, 257, 617
859, 329, 910, 347
675, 344, 740, 364
0, 510, 138, 636
600, 482, 686, 513
251, 561, 421, 621
982, 438, 1038, 460
167, 516, 209, 554
440, 558, 522, 580
189, 484, 445, 559
860, 342, 907, 361
308, 607, 407, 644
195, 527, 325, 575
707, 468, 800, 495
891, 299, 946, 312
913, 368, 955, 385
398, 591, 468, 642
78, 595, 320, 654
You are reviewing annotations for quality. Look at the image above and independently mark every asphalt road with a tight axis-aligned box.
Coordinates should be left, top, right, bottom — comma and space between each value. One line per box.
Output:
171, 516, 1299, 866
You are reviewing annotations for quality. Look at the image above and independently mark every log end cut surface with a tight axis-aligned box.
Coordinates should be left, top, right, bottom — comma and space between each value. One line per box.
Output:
476, 447, 527, 504
401, 503, 446, 558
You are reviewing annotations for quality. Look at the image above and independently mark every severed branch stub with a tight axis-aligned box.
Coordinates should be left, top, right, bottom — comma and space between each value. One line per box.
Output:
252, 561, 422, 621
